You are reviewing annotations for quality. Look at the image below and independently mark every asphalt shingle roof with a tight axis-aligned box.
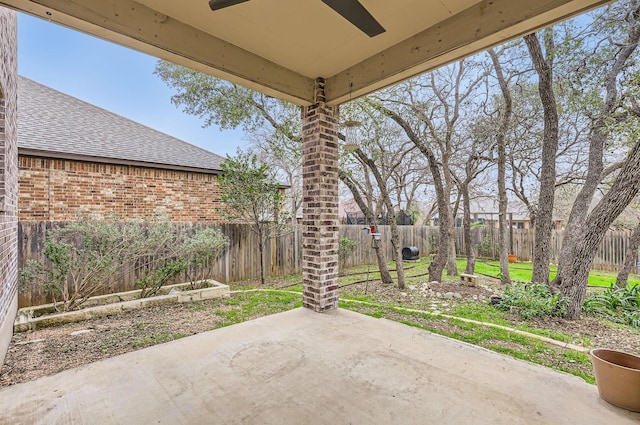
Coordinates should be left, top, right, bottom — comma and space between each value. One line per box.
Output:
17, 76, 224, 172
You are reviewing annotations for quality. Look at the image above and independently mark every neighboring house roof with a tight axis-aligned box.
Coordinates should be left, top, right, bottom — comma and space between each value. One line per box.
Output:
17, 76, 225, 173
467, 197, 531, 221
339, 198, 365, 219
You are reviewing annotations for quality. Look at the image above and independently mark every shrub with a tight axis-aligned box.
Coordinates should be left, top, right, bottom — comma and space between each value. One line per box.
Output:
180, 227, 230, 288
338, 236, 358, 267
583, 284, 640, 328
476, 237, 495, 259
495, 281, 567, 319
133, 218, 186, 298
20, 217, 150, 311
20, 216, 229, 310
134, 226, 229, 296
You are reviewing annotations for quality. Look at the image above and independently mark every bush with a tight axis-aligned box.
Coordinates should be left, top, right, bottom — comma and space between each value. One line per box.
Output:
20, 217, 156, 311
476, 237, 495, 260
338, 236, 358, 267
180, 227, 230, 287
583, 284, 640, 328
20, 216, 229, 310
495, 281, 567, 319
133, 218, 186, 298
133, 226, 229, 296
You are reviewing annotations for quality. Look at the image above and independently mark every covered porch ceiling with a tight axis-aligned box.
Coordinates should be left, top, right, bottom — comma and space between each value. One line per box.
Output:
0, 0, 611, 105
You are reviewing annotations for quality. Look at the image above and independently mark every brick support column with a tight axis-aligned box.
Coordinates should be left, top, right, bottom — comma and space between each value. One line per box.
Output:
0, 7, 18, 366
302, 78, 339, 312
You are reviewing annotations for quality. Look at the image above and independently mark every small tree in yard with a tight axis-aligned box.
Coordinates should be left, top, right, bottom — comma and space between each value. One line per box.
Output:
218, 150, 289, 285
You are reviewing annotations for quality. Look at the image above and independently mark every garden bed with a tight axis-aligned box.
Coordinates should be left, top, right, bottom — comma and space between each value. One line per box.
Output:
14, 280, 230, 332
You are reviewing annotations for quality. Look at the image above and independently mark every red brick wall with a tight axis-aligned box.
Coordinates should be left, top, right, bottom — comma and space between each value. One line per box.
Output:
0, 8, 18, 366
19, 155, 222, 222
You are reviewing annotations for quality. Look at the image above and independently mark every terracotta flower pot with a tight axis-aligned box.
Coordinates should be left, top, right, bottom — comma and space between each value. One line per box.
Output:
590, 348, 640, 412
507, 254, 517, 263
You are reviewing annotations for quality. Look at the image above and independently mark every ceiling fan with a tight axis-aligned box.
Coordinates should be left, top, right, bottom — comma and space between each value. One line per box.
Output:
208, 0, 386, 38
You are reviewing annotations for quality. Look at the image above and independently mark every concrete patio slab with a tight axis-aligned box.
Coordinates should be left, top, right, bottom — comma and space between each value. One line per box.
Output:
0, 307, 638, 424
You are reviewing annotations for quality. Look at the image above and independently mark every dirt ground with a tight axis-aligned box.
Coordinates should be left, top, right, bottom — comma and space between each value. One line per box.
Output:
1, 277, 639, 388
0, 301, 229, 387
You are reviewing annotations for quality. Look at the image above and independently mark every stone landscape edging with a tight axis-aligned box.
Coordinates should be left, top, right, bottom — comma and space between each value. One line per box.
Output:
14, 280, 230, 332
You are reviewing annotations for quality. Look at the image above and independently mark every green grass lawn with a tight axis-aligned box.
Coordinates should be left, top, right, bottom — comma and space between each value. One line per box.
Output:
467, 259, 640, 288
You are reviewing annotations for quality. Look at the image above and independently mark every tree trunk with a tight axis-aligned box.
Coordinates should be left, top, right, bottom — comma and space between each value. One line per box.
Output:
427, 163, 449, 283
375, 233, 394, 284
525, 32, 559, 286
497, 176, 511, 285
461, 185, 476, 274
616, 224, 640, 289
258, 232, 266, 285
372, 238, 393, 283
338, 170, 394, 284
489, 48, 513, 285
560, 138, 640, 319
390, 220, 406, 290
446, 213, 458, 276
529, 210, 536, 230
444, 173, 458, 276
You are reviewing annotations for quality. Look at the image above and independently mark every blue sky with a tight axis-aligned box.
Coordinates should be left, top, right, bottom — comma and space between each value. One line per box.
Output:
17, 13, 247, 157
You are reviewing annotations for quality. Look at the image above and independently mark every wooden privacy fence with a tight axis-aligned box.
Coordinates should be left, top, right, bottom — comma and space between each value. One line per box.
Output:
456, 227, 636, 273
17, 222, 637, 307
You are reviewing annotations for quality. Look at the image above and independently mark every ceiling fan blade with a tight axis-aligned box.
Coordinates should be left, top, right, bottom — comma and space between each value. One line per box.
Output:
321, 0, 385, 38
208, 0, 251, 11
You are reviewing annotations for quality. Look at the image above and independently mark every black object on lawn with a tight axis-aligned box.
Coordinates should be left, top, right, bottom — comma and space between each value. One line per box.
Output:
402, 246, 419, 261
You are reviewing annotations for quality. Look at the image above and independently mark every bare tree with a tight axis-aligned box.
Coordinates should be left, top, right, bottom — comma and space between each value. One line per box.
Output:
454, 145, 493, 275
369, 103, 450, 282
524, 30, 560, 286
559, 138, 640, 318
372, 59, 489, 279
489, 48, 514, 284
351, 146, 408, 289
389, 147, 430, 219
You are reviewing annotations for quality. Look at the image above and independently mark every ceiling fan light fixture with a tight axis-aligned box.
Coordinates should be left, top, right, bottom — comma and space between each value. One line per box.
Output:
208, 0, 250, 11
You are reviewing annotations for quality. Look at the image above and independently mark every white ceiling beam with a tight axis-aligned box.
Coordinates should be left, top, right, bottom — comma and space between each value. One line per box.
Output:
326, 0, 611, 105
0, 0, 316, 105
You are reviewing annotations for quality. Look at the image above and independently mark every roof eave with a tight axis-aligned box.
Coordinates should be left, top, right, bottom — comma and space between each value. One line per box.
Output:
18, 148, 224, 175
